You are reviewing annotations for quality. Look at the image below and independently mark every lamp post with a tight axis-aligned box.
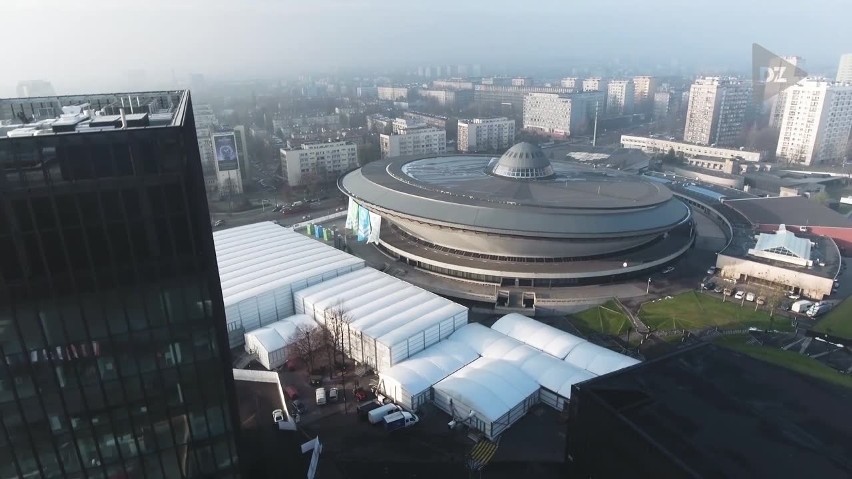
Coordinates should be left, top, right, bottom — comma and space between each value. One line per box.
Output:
647, 277, 652, 294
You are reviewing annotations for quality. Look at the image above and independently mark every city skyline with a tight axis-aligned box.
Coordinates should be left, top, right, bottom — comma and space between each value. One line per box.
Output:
3, 0, 852, 96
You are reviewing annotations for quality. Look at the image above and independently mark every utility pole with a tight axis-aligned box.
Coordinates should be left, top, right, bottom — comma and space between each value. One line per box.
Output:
592, 100, 599, 147
646, 277, 651, 294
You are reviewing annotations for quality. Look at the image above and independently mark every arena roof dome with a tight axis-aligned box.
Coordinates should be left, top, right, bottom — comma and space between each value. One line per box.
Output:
489, 142, 555, 179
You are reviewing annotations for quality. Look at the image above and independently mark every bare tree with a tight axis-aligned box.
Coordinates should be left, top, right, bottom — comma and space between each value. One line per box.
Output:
322, 301, 353, 378
291, 325, 319, 374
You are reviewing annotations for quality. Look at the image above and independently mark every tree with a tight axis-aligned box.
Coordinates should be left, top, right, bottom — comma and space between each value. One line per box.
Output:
291, 325, 319, 374
811, 191, 830, 205
321, 302, 352, 379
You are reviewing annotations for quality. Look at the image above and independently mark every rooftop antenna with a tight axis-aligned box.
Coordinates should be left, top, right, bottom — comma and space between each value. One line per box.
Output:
128, 95, 134, 114
592, 100, 599, 147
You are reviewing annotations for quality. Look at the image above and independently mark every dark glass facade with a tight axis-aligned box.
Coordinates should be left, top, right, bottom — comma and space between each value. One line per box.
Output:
0, 92, 241, 478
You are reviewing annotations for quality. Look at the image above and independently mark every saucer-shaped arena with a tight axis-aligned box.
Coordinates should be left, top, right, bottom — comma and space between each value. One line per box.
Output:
339, 142, 694, 287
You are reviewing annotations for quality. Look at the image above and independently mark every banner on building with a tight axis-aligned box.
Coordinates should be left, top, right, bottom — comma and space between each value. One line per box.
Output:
213, 133, 240, 171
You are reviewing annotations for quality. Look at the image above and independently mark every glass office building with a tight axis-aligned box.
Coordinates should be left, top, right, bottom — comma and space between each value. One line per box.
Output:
0, 91, 240, 478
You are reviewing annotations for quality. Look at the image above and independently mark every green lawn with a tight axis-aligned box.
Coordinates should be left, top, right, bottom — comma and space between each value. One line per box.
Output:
638, 291, 790, 332
812, 297, 852, 340
570, 300, 632, 336
715, 335, 852, 390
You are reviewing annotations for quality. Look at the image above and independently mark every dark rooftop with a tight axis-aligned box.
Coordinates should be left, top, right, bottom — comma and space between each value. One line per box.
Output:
725, 196, 852, 229
234, 373, 308, 478
574, 343, 852, 478
0, 91, 186, 138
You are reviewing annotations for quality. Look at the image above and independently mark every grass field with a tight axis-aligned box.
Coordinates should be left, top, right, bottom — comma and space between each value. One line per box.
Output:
638, 291, 790, 332
570, 300, 632, 335
715, 335, 852, 390
812, 297, 852, 340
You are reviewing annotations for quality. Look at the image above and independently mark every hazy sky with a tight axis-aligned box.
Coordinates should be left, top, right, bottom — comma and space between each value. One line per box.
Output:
2, 0, 851, 95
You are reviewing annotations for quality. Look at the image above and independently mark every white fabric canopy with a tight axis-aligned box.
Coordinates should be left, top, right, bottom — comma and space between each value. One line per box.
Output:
564, 341, 640, 376
245, 314, 318, 353
491, 313, 588, 359
214, 222, 364, 306
378, 340, 478, 400
433, 357, 539, 423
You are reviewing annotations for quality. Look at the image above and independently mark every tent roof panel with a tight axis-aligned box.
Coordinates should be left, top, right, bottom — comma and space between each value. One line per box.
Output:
214, 222, 363, 306
244, 314, 320, 353
564, 341, 640, 376
379, 340, 479, 397
491, 313, 588, 359
433, 357, 540, 423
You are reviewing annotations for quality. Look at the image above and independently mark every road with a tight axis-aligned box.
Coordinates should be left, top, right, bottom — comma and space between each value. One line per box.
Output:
210, 197, 348, 230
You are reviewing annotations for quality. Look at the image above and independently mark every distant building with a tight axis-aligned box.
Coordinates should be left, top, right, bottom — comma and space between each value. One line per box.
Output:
404, 111, 448, 129
776, 79, 852, 166
683, 77, 751, 146
280, 140, 359, 186
380, 124, 446, 158
606, 80, 635, 116
582, 77, 608, 92
377, 86, 409, 101
15, 79, 56, 97
560, 77, 579, 89
632, 76, 656, 112
366, 114, 393, 132
431, 79, 474, 90
621, 135, 763, 162
457, 117, 516, 152
511, 77, 533, 86
653, 91, 674, 118
769, 56, 806, 128
474, 85, 575, 111
836, 53, 852, 83
356, 86, 378, 98
417, 88, 472, 107
523, 92, 604, 137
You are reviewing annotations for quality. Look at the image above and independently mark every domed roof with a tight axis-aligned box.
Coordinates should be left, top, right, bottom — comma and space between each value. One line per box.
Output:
490, 142, 555, 179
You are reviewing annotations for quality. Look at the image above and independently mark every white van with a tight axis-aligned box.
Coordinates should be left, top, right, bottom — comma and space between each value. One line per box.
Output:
315, 387, 327, 406
367, 404, 400, 424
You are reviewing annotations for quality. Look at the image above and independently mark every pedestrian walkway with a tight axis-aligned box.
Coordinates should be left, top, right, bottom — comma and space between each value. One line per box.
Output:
467, 439, 499, 471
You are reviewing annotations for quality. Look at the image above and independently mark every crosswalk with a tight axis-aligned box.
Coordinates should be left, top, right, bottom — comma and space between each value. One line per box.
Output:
467, 439, 498, 471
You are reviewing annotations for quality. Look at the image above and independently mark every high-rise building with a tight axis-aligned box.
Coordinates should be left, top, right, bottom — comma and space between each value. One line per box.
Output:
457, 117, 516, 152
582, 78, 609, 111
212, 132, 244, 198
769, 56, 806, 128
280, 140, 359, 186
683, 77, 752, 146
380, 124, 446, 158
522, 91, 604, 137
653, 91, 674, 118
232, 125, 250, 181
606, 80, 635, 116
776, 79, 852, 165
15, 80, 56, 98
836, 54, 852, 83
0, 91, 241, 477
632, 76, 657, 113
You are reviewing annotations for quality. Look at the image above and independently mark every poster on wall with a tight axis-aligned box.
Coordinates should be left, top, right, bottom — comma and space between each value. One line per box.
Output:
213, 133, 239, 171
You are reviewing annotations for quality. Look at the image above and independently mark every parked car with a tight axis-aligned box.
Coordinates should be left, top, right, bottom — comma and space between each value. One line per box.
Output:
315, 387, 327, 406
723, 288, 733, 296
292, 399, 307, 414
353, 387, 369, 402
272, 409, 285, 424
707, 266, 717, 274
745, 292, 755, 302
734, 290, 745, 300
702, 281, 716, 291
309, 375, 323, 387
756, 296, 766, 305
329, 387, 339, 402
714, 285, 723, 293
662, 266, 675, 274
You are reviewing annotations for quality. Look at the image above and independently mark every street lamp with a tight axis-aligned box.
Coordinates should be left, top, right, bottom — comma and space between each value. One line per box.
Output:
647, 277, 652, 294
261, 199, 270, 212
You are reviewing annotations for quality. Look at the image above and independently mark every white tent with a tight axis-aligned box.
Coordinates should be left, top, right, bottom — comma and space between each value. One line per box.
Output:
214, 222, 364, 348
243, 314, 319, 370
293, 268, 468, 372
450, 323, 596, 409
564, 342, 640, 376
491, 313, 587, 359
377, 339, 478, 411
432, 357, 540, 440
